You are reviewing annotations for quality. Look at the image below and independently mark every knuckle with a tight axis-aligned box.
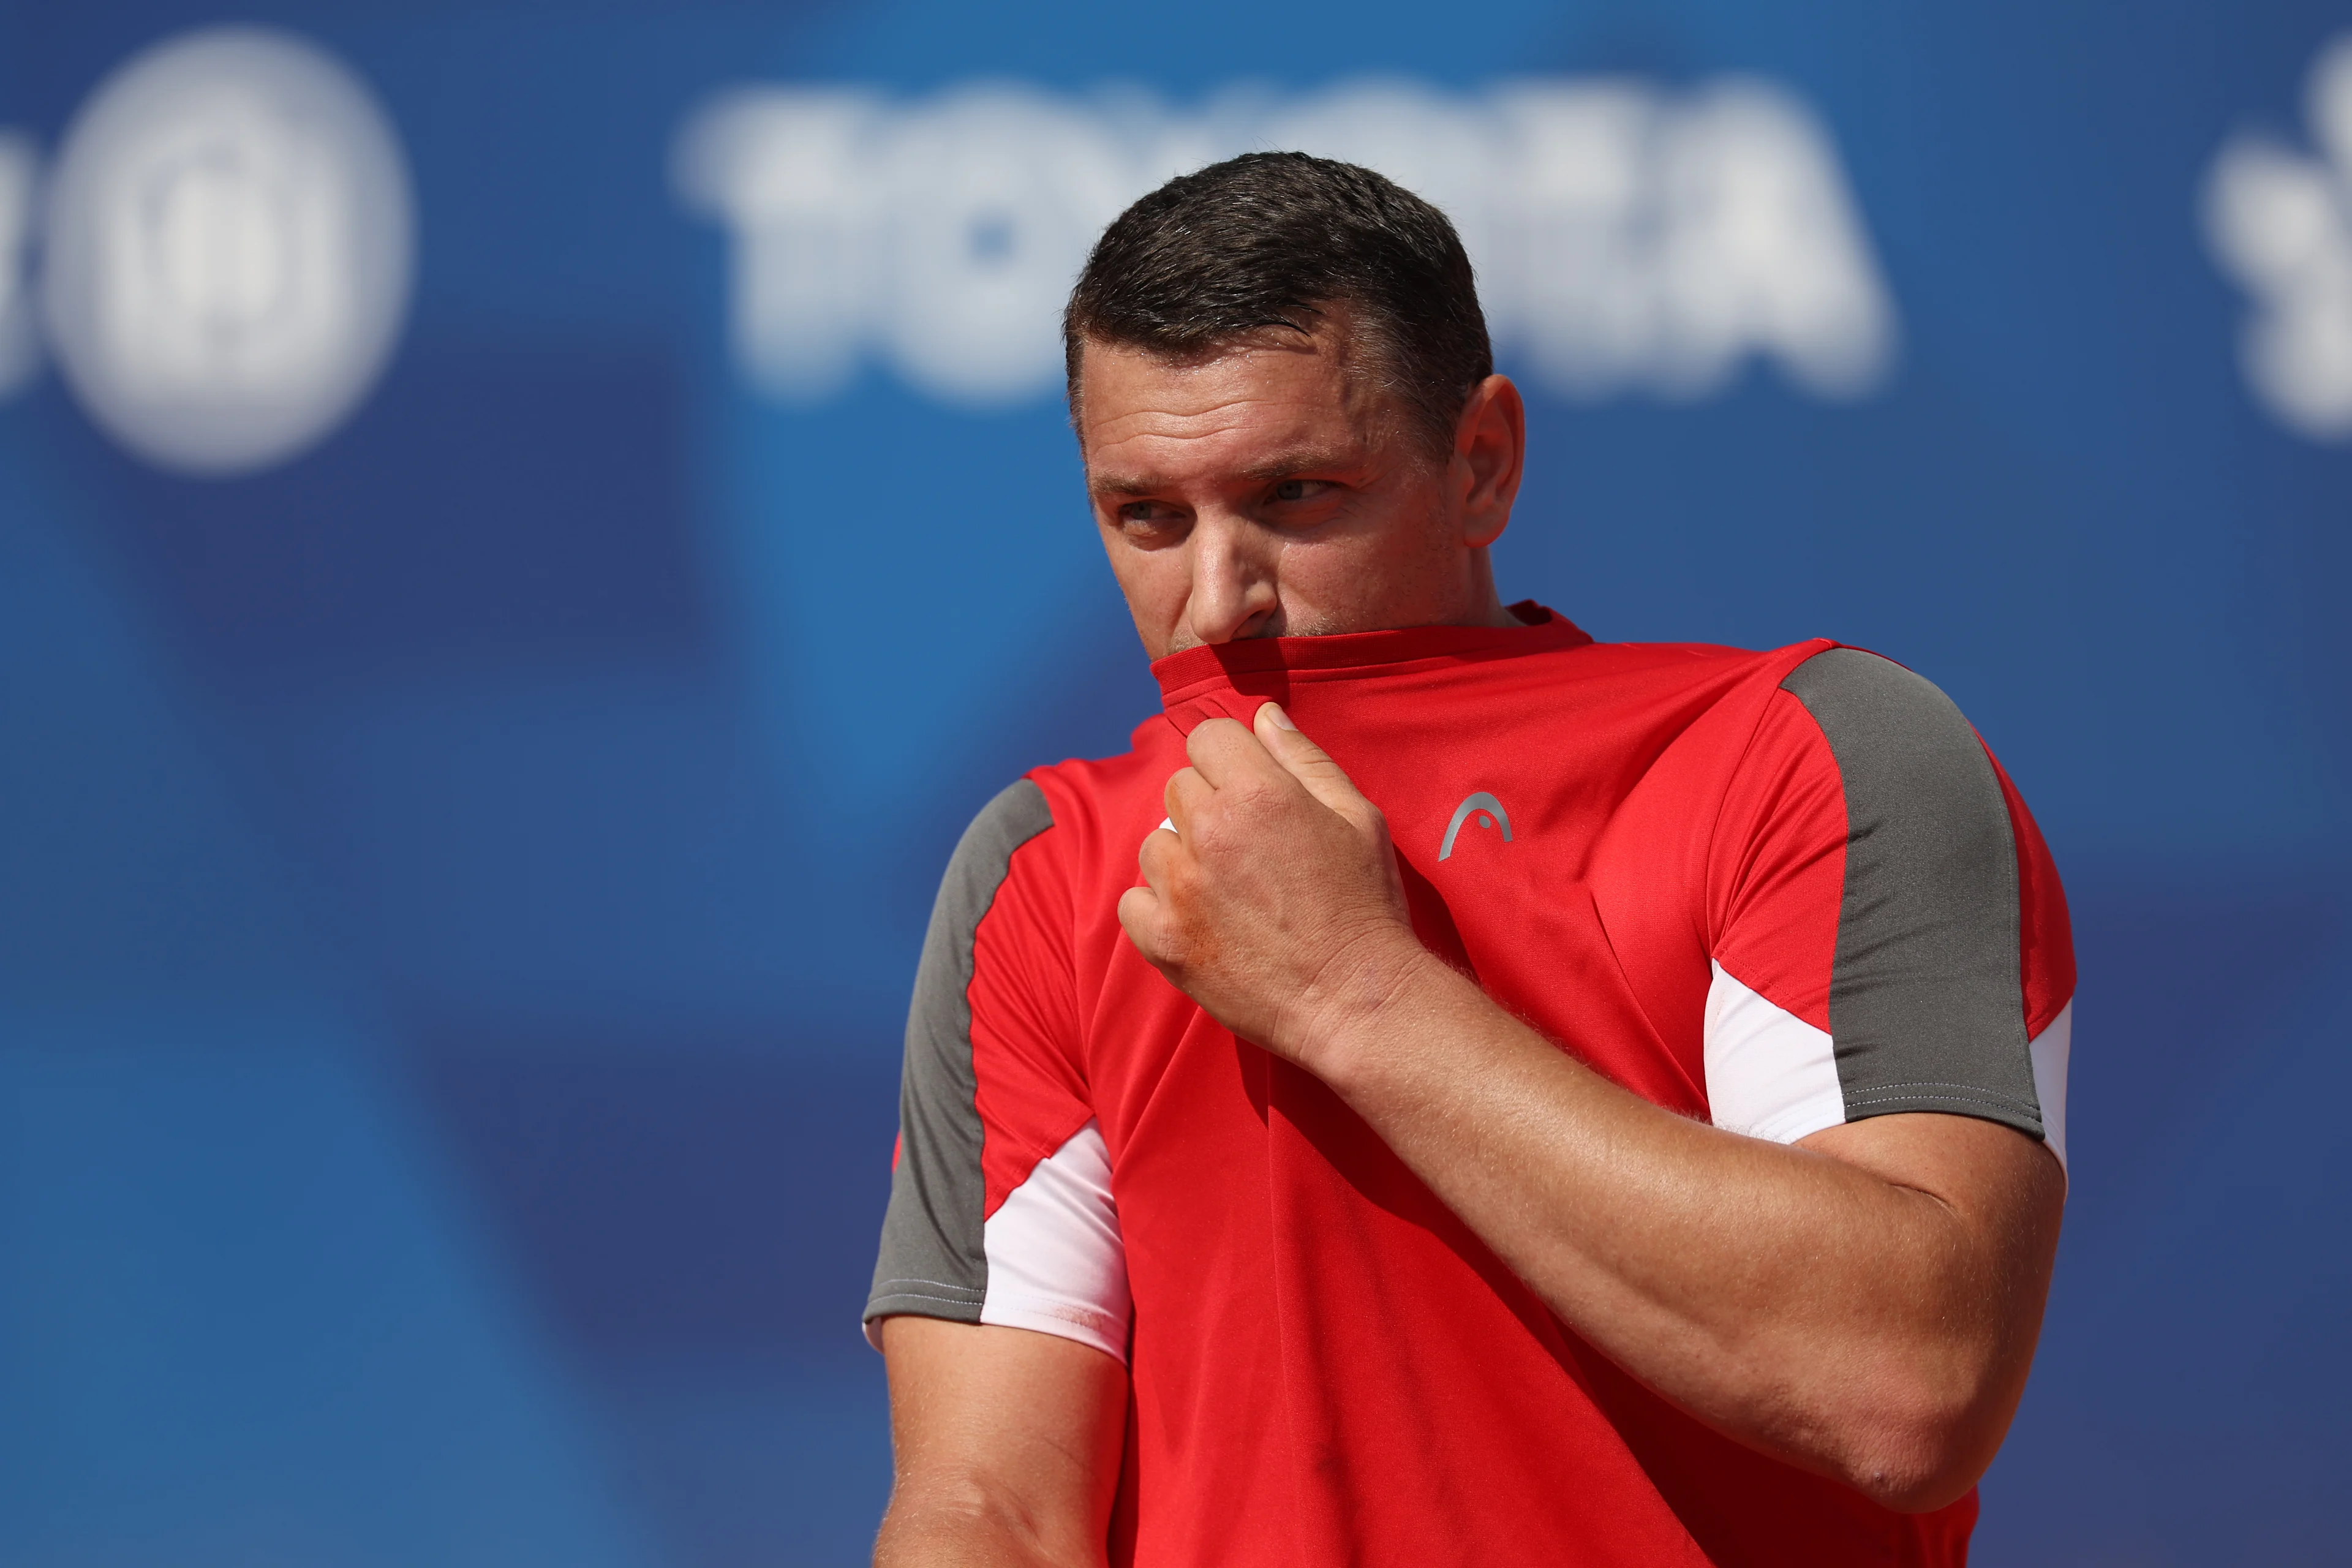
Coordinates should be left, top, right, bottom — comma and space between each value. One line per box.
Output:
1186, 717, 1240, 756
1230, 778, 1281, 814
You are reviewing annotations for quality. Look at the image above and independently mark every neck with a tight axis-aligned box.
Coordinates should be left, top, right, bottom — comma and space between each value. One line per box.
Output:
1460, 549, 1519, 629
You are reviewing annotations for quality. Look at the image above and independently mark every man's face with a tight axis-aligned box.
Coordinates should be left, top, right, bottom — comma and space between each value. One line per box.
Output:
1077, 313, 1518, 660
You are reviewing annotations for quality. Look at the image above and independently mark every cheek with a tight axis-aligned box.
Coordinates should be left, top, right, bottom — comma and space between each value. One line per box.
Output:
1103, 535, 1191, 648
1280, 505, 1455, 623
1310, 511, 1436, 594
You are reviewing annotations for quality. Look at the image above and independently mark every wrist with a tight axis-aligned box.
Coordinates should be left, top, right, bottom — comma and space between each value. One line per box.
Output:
1281, 924, 1450, 1087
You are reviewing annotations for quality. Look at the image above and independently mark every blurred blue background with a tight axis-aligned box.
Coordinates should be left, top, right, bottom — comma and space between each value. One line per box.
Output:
0, 2, 2346, 1564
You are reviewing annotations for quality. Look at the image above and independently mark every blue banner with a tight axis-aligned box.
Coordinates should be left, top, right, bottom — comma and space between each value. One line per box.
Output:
0, 3, 2345, 1563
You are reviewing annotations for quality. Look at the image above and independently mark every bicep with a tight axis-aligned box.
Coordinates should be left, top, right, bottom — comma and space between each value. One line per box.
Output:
878, 1317, 1128, 1567
1800, 1112, 2065, 1352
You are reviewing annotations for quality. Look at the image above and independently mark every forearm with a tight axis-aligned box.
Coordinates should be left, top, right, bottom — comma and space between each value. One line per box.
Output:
1122, 706, 2061, 1508
1296, 941, 2059, 1508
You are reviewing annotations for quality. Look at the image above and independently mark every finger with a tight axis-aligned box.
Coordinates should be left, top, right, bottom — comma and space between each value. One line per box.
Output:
1182, 715, 1278, 790
1253, 703, 1372, 819
1136, 820, 1181, 894
1163, 766, 1213, 833
1117, 884, 1172, 966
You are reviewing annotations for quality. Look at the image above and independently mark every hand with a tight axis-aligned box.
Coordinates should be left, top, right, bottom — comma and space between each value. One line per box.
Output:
1118, 703, 1426, 1072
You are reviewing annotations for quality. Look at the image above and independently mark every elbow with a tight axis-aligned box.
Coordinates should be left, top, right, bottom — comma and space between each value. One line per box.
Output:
1836, 1374, 2014, 1515
1848, 1448, 1989, 1515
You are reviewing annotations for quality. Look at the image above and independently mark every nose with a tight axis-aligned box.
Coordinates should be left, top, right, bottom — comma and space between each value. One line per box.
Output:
1183, 516, 1278, 644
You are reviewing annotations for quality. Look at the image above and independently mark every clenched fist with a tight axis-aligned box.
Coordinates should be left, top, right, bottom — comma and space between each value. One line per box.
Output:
1118, 703, 1429, 1075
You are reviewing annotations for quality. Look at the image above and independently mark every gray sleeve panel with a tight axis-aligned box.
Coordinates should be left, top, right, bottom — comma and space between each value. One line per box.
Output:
1779, 650, 2046, 1139
865, 778, 1057, 1325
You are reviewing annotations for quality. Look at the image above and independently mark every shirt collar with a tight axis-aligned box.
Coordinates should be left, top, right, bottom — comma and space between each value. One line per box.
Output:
1152, 602, 1593, 730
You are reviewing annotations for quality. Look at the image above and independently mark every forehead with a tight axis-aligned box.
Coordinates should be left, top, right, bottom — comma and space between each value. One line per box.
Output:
1076, 326, 1393, 483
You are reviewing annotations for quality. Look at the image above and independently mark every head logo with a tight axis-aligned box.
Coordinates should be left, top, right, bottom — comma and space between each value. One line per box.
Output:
1439, 792, 1513, 861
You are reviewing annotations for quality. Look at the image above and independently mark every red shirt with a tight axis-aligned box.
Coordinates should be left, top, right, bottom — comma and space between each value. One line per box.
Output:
870, 608, 2074, 1567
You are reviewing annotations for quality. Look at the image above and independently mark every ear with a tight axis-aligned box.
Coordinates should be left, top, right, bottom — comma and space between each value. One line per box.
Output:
1452, 374, 1526, 549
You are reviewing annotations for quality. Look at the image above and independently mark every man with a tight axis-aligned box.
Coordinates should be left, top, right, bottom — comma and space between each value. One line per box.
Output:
864, 153, 2072, 1566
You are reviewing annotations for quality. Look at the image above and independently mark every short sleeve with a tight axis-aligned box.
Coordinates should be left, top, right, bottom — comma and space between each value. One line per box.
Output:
1703, 650, 2075, 1166
864, 779, 1134, 1360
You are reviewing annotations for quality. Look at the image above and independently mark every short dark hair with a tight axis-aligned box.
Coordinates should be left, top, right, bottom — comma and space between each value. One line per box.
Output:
1063, 152, 1493, 456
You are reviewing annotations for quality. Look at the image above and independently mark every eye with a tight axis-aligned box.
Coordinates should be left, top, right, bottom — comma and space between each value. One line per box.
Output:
1115, 500, 1185, 534
1270, 478, 1335, 503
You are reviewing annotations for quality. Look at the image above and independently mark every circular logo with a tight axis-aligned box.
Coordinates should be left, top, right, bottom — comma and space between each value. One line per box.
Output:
42, 26, 413, 476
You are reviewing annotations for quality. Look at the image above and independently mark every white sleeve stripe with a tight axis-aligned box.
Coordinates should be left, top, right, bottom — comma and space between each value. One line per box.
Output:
1705, 961, 2075, 1175
1703, 960, 1847, 1144
979, 1118, 1131, 1363
2029, 1000, 2071, 1176
972, 1295, 1129, 1350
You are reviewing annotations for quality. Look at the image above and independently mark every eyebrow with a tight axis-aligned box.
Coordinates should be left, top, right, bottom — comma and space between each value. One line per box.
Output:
1088, 447, 1363, 499
1240, 447, 1360, 482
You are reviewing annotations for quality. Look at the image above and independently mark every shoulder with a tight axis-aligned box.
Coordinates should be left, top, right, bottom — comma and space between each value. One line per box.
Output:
1738, 645, 2013, 848
1762, 643, 2075, 1035
948, 777, 1057, 875
929, 734, 1172, 930
1706, 645, 2075, 1152
1000, 722, 1185, 862
1554, 636, 1807, 685
1764, 647, 2034, 861
1546, 636, 1838, 726
944, 726, 1168, 882
1776, 646, 1978, 751
915, 781, 1063, 972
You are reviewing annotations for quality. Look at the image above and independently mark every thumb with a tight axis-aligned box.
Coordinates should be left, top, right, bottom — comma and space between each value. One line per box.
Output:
1254, 703, 1371, 821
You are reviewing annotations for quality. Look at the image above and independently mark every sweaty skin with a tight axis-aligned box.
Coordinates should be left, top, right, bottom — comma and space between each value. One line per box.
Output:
875, 315, 2064, 1567
1079, 304, 1526, 655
